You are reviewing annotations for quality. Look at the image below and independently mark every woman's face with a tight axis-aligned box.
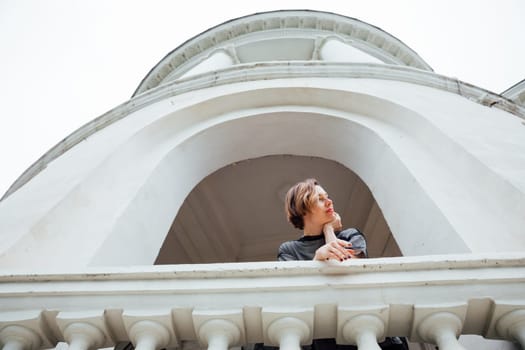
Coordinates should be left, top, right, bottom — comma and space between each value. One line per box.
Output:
304, 185, 336, 227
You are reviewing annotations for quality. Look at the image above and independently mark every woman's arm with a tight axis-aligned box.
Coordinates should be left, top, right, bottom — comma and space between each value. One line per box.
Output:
313, 213, 353, 261
322, 212, 342, 243
314, 213, 364, 261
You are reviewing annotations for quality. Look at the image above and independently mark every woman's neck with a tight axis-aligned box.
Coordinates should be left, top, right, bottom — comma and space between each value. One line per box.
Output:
303, 223, 323, 236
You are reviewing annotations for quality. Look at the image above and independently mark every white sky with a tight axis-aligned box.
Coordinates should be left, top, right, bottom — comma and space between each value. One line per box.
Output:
1, 0, 524, 198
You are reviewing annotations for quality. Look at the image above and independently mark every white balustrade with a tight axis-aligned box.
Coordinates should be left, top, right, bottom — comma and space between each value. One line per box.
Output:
0, 254, 523, 350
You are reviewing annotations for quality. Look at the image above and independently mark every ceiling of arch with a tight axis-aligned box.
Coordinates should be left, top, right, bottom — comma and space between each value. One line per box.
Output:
155, 155, 401, 264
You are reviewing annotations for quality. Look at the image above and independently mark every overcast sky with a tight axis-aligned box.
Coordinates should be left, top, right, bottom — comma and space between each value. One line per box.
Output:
1, 0, 524, 198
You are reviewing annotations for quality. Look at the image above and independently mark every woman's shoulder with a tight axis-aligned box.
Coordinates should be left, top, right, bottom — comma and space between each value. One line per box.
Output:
279, 239, 295, 249
278, 239, 301, 261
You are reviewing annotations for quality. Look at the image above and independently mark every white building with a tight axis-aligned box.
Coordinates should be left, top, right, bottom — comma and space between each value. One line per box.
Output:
0, 10, 524, 350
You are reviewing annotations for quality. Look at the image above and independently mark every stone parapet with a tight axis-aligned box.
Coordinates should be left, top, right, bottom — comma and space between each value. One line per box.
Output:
0, 253, 524, 349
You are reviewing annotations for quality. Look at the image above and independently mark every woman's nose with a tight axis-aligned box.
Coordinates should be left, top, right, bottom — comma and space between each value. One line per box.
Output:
326, 198, 333, 206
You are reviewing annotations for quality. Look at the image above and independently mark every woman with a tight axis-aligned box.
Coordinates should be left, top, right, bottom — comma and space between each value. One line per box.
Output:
277, 178, 408, 350
278, 178, 367, 261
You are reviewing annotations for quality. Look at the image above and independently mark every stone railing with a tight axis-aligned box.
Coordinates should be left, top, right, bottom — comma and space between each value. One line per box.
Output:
0, 253, 524, 350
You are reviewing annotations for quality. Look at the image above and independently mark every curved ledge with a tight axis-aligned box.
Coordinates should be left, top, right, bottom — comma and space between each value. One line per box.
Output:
133, 9, 433, 95
0, 253, 523, 282
3, 62, 523, 202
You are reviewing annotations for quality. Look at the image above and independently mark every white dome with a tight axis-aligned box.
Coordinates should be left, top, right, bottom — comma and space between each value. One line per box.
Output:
134, 10, 433, 95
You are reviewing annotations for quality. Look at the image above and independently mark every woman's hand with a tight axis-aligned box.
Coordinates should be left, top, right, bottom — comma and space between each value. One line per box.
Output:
314, 239, 354, 261
316, 212, 361, 261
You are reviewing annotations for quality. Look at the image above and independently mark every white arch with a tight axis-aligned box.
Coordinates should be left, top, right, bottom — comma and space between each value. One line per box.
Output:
89, 108, 468, 266
1, 82, 523, 268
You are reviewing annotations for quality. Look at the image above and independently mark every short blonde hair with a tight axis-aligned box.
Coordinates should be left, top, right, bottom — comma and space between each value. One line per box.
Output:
284, 178, 319, 230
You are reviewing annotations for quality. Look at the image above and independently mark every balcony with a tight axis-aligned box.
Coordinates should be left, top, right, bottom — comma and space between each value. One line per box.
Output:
0, 253, 524, 350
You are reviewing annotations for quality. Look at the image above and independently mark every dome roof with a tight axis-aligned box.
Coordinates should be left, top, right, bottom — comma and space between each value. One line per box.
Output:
134, 10, 433, 96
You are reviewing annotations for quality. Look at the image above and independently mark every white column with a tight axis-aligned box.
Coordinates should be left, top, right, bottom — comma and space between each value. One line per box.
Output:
0, 326, 41, 350
62, 323, 105, 350
128, 320, 170, 350
56, 311, 109, 350
198, 319, 241, 350
267, 317, 310, 350
341, 315, 385, 350
496, 309, 525, 349
417, 312, 466, 350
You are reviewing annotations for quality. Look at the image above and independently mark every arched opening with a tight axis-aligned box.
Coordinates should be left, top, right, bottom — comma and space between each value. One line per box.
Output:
155, 155, 401, 264
88, 88, 469, 267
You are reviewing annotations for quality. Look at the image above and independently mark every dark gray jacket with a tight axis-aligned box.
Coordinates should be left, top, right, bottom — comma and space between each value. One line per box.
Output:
278, 228, 368, 261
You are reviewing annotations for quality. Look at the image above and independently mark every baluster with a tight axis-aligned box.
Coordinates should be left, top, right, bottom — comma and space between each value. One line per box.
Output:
417, 312, 466, 350
128, 320, 170, 350
62, 322, 105, 350
341, 315, 385, 350
0, 326, 41, 350
496, 309, 525, 349
198, 319, 241, 350
267, 317, 310, 350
